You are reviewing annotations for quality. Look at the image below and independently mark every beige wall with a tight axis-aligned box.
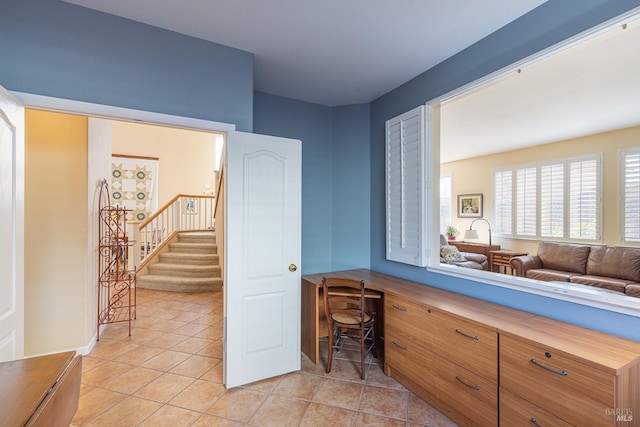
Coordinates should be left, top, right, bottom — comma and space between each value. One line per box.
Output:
25, 109, 88, 355
111, 121, 218, 207
441, 125, 640, 254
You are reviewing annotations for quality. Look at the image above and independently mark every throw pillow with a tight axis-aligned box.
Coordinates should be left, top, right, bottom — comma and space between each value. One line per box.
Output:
440, 245, 467, 264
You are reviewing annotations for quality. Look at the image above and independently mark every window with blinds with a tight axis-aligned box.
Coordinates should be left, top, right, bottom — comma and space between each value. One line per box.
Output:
440, 174, 452, 232
494, 170, 513, 235
493, 154, 601, 242
385, 105, 428, 266
621, 149, 640, 243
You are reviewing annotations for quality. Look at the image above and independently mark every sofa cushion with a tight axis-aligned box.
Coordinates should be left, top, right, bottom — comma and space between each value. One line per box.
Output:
526, 269, 575, 282
625, 284, 640, 297
586, 245, 640, 283
537, 242, 590, 274
569, 275, 629, 294
440, 246, 466, 264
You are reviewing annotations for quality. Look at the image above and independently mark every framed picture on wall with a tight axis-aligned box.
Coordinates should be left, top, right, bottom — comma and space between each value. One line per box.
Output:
457, 193, 483, 218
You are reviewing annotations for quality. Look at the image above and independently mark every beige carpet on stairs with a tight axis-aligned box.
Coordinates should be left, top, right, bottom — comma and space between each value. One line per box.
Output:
136, 231, 223, 292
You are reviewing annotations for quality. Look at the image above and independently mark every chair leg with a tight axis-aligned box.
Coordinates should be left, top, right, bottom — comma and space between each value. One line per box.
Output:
360, 330, 366, 380
371, 324, 377, 359
326, 325, 335, 374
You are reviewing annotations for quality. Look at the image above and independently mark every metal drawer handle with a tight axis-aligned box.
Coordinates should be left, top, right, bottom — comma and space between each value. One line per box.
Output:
455, 375, 480, 390
531, 359, 568, 376
455, 328, 479, 340
392, 340, 408, 351
530, 418, 541, 427
392, 304, 407, 312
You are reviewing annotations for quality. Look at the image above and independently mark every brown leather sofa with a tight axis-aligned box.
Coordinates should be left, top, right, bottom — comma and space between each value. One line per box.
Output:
510, 241, 640, 297
440, 234, 489, 270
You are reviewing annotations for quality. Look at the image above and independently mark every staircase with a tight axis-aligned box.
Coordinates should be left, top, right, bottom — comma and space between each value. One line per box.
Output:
136, 231, 223, 292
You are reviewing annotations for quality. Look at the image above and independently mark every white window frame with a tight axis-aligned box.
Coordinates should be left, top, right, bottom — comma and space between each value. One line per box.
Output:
424, 7, 640, 317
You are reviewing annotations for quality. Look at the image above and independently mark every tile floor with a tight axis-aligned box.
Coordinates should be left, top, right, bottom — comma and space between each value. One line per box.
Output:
73, 288, 457, 426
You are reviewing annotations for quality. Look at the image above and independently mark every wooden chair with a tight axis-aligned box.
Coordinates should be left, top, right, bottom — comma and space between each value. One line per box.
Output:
322, 277, 377, 380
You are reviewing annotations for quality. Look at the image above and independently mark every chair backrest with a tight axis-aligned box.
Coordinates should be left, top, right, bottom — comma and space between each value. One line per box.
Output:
321, 277, 368, 326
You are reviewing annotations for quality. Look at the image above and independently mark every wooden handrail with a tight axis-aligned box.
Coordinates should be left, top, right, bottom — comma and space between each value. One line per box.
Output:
213, 167, 224, 220
140, 194, 213, 229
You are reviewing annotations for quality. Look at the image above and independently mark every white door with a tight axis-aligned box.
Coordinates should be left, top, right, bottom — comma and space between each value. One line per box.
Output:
224, 131, 301, 388
0, 86, 24, 362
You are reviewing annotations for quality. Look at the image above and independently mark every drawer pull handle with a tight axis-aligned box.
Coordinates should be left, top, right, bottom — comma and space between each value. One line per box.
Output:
531, 359, 568, 376
455, 329, 479, 340
392, 340, 408, 351
392, 304, 407, 312
455, 375, 480, 390
530, 418, 541, 427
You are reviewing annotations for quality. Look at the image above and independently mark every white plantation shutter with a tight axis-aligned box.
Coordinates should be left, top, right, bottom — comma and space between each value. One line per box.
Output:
621, 149, 640, 243
516, 167, 537, 236
385, 105, 427, 266
494, 170, 513, 235
569, 157, 600, 240
540, 162, 564, 238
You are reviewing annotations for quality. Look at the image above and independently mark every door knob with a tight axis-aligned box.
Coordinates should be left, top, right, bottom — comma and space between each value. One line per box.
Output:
289, 264, 297, 272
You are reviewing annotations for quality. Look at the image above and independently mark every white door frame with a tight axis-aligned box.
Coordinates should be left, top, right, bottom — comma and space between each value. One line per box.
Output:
0, 87, 25, 361
11, 91, 236, 353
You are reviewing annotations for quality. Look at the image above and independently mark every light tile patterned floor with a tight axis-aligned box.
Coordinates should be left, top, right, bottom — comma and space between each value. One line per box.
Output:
72, 288, 457, 426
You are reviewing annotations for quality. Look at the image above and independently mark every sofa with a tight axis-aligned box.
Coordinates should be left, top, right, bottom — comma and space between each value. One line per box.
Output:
440, 234, 489, 270
510, 241, 640, 297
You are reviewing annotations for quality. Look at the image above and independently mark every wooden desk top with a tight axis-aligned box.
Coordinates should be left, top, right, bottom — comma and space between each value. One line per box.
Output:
303, 269, 534, 330
0, 351, 76, 427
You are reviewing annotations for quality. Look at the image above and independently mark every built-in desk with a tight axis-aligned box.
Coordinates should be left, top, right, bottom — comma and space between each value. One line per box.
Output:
302, 269, 640, 426
301, 269, 531, 364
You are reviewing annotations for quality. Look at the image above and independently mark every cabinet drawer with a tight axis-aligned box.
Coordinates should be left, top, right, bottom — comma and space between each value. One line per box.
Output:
431, 310, 497, 382
385, 294, 434, 347
500, 335, 614, 426
384, 327, 437, 386
500, 388, 573, 427
434, 355, 497, 427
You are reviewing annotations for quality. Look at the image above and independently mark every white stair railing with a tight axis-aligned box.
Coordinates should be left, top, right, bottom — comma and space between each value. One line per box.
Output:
127, 194, 214, 271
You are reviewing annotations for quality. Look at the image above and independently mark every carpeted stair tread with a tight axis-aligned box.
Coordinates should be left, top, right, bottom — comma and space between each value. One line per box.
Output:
136, 274, 223, 292
148, 263, 221, 277
169, 242, 217, 254
159, 252, 219, 265
178, 232, 216, 243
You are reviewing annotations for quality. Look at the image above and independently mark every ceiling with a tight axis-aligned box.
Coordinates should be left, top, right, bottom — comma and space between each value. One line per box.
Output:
62, 0, 546, 106
441, 16, 640, 163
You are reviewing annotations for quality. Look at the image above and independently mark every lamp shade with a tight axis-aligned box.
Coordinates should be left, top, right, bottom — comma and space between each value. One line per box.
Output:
464, 229, 479, 240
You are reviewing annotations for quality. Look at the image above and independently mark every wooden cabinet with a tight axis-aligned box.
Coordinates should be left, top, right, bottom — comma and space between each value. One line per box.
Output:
384, 293, 499, 426
499, 316, 640, 426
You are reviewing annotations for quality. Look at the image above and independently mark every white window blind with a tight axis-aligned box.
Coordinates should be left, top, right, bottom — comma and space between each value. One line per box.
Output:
569, 158, 600, 240
494, 170, 513, 235
540, 162, 564, 238
516, 167, 537, 236
440, 175, 452, 232
385, 105, 427, 266
493, 154, 601, 242
621, 149, 640, 243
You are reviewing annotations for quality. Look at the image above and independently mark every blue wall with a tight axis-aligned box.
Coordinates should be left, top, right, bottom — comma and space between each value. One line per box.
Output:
0, 0, 254, 131
331, 104, 371, 271
253, 93, 371, 274
370, 0, 640, 341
